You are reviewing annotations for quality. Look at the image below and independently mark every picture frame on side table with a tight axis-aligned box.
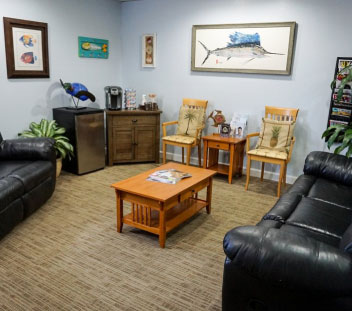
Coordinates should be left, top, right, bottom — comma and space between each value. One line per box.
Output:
3, 17, 49, 78
142, 33, 156, 68
220, 123, 231, 137
191, 22, 296, 75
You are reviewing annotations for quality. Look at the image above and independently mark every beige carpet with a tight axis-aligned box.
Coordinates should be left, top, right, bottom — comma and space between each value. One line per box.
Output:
0, 163, 286, 311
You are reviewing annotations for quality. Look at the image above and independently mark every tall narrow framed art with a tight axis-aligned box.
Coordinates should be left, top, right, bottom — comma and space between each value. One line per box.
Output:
142, 34, 156, 68
191, 22, 296, 75
3, 17, 50, 78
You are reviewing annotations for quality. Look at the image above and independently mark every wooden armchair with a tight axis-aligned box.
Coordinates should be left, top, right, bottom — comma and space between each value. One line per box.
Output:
245, 106, 299, 197
162, 98, 208, 166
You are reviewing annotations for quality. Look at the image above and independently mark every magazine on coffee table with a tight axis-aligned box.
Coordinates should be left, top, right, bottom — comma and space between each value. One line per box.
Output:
147, 169, 192, 184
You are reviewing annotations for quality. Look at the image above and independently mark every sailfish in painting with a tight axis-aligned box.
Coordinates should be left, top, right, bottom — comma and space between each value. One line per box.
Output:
198, 32, 284, 65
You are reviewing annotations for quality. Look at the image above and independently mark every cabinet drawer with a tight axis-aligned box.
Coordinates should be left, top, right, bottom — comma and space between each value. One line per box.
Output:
112, 115, 156, 127
208, 141, 229, 150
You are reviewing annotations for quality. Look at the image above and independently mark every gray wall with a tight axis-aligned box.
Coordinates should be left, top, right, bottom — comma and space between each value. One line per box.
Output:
0, 0, 122, 138
120, 0, 352, 181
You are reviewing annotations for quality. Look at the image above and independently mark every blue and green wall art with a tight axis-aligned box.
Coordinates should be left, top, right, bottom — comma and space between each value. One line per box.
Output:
78, 36, 109, 59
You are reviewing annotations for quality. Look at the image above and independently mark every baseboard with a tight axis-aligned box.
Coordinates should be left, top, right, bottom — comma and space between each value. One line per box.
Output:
161, 151, 297, 184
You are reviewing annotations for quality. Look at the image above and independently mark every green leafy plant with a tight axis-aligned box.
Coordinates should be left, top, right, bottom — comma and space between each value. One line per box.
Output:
322, 124, 352, 158
19, 119, 74, 160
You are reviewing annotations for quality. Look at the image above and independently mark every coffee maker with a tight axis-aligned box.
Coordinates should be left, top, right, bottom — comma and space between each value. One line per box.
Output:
105, 86, 122, 110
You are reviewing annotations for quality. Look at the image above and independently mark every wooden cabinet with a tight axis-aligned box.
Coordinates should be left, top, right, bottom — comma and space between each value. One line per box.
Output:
106, 110, 161, 165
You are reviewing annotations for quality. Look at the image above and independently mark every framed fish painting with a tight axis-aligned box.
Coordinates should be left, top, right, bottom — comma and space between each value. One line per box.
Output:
3, 17, 49, 78
142, 34, 156, 68
191, 22, 296, 75
78, 36, 109, 59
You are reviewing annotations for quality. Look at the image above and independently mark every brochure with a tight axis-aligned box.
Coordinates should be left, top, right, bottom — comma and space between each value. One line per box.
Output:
230, 113, 248, 138
147, 169, 192, 184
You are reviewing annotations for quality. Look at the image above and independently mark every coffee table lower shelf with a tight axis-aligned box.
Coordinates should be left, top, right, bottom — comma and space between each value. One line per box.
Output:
123, 198, 207, 235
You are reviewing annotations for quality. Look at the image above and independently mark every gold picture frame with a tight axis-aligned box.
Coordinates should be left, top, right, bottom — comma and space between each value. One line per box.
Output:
191, 22, 296, 75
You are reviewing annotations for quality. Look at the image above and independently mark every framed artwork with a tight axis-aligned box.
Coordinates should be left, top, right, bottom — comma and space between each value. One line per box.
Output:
191, 22, 296, 75
3, 17, 49, 78
142, 34, 156, 67
78, 36, 109, 59
220, 123, 231, 138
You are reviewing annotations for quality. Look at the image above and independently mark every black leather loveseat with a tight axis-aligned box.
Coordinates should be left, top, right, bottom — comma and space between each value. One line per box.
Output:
223, 151, 352, 311
0, 133, 56, 239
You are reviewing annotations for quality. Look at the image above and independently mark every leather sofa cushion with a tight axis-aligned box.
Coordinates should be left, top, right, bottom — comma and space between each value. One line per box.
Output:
286, 197, 352, 239
8, 161, 53, 193
307, 178, 352, 210
263, 193, 302, 224
280, 224, 340, 247
0, 177, 24, 212
287, 174, 316, 196
0, 161, 32, 179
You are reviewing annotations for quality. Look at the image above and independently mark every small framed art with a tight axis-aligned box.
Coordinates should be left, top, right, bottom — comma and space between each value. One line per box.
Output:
142, 34, 156, 67
220, 123, 231, 137
78, 36, 109, 59
3, 17, 49, 78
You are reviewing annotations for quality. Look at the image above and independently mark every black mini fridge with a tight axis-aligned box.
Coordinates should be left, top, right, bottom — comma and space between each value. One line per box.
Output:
53, 107, 105, 175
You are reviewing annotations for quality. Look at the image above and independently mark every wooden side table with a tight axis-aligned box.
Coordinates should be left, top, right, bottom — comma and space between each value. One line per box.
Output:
202, 134, 246, 184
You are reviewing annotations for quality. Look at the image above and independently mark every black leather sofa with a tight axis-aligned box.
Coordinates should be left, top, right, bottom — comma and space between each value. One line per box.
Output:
222, 151, 352, 311
0, 133, 56, 239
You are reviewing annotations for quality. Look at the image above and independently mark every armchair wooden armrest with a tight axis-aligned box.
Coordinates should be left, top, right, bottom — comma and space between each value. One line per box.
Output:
195, 125, 205, 141
287, 136, 296, 162
246, 132, 260, 152
162, 120, 178, 137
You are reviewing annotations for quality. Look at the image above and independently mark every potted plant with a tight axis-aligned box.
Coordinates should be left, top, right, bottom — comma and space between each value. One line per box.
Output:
19, 119, 74, 177
322, 65, 352, 158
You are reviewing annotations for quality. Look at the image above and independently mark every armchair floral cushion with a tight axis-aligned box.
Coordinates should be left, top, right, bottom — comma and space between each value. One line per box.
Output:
255, 118, 296, 153
176, 106, 206, 139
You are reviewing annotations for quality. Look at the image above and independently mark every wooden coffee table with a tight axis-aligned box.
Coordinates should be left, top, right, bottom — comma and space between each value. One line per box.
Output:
111, 162, 216, 248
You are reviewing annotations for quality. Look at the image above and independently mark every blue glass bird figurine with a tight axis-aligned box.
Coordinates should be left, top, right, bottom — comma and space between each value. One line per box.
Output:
60, 79, 95, 109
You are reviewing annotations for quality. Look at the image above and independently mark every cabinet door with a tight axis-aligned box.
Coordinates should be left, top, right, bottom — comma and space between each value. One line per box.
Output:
134, 126, 155, 161
75, 113, 105, 174
112, 128, 134, 161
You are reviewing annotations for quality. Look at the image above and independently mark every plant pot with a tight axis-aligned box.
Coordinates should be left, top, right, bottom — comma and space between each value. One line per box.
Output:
56, 157, 62, 178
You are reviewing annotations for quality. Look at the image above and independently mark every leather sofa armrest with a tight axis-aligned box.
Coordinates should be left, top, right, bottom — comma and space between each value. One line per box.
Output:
0, 138, 56, 163
223, 226, 352, 294
304, 151, 352, 186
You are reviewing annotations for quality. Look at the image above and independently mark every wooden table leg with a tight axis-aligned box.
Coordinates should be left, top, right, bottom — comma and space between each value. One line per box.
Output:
206, 177, 213, 214
203, 140, 208, 169
233, 144, 240, 177
159, 203, 166, 248
116, 190, 123, 233
238, 141, 245, 177
228, 144, 235, 184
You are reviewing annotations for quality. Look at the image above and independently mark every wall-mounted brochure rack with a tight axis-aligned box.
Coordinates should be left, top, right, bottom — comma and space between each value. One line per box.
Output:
327, 57, 352, 128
